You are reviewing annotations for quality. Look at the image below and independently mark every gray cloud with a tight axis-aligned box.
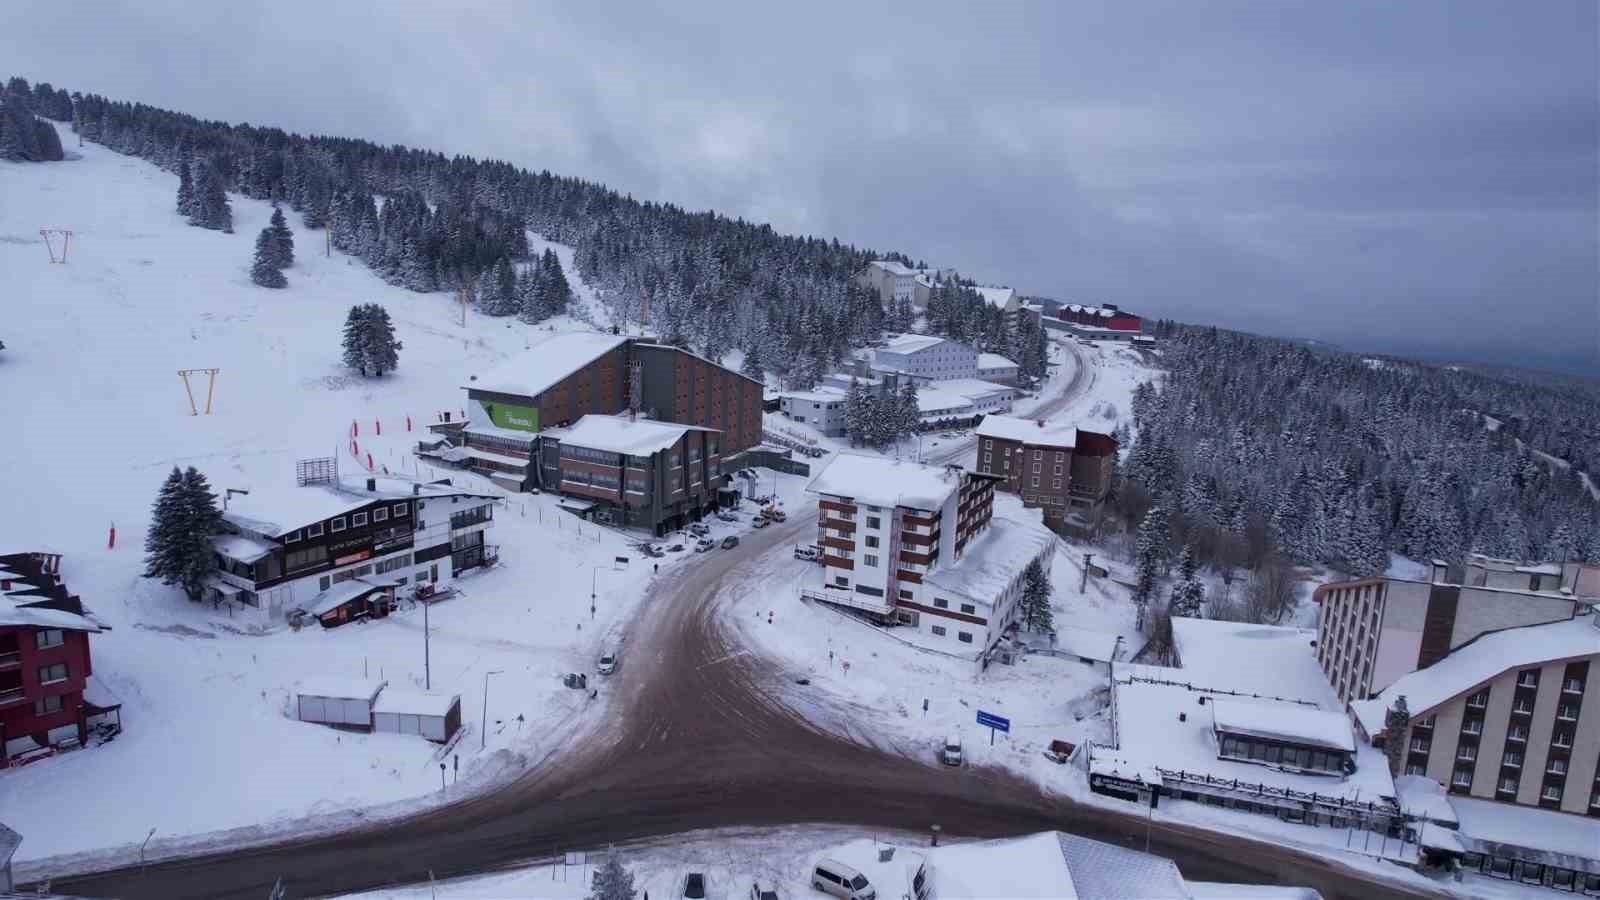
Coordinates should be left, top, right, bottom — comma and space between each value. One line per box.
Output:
5, 0, 1595, 371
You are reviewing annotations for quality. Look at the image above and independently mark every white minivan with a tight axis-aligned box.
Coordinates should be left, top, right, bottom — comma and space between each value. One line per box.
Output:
812, 859, 875, 900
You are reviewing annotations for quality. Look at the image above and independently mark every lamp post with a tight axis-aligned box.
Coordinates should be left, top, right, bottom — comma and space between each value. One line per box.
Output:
140, 827, 157, 873
591, 565, 608, 619
480, 669, 503, 750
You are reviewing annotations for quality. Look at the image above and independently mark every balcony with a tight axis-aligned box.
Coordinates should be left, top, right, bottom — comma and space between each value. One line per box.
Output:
0, 686, 24, 706
820, 516, 856, 534
0, 650, 18, 669
799, 584, 893, 616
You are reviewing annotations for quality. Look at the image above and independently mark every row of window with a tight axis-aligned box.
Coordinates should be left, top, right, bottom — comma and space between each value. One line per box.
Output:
928, 625, 975, 643
282, 503, 409, 543
930, 597, 977, 615
1460, 853, 1599, 892
1218, 735, 1347, 773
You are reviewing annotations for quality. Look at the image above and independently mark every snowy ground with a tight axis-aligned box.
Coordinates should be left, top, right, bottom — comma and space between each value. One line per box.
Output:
0, 128, 760, 873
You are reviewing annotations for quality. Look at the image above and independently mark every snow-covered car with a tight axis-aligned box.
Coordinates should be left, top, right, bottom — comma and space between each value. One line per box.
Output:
751, 516, 771, 529
688, 522, 710, 537
939, 734, 963, 767
717, 511, 739, 523
695, 538, 716, 553
794, 545, 819, 561
667, 543, 685, 553
597, 653, 618, 675
749, 880, 780, 900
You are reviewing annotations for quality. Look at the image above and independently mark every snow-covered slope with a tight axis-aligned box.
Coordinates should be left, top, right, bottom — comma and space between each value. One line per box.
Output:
0, 125, 675, 869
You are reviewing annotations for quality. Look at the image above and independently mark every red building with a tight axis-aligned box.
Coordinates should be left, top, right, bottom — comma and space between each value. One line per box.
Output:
1058, 303, 1142, 333
1, 552, 110, 767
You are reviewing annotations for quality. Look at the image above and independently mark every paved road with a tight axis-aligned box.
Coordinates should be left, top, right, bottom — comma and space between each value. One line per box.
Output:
923, 337, 1095, 467
45, 343, 1440, 900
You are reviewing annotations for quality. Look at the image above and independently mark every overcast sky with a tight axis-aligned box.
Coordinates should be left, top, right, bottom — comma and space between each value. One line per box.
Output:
6, 1, 1596, 372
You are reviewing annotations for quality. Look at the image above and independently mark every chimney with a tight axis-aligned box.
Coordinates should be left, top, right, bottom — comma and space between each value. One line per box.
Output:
1036, 419, 1045, 428
413, 483, 421, 495
366, 477, 377, 492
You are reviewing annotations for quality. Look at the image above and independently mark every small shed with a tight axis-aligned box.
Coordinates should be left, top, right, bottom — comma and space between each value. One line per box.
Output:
373, 689, 462, 743
298, 578, 397, 628
295, 677, 385, 731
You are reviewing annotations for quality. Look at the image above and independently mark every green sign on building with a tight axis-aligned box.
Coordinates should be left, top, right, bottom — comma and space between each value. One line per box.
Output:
481, 400, 539, 433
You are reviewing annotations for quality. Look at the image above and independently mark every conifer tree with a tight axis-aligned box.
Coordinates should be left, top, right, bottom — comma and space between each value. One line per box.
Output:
187, 158, 233, 232
1168, 544, 1205, 618
341, 305, 370, 375
361, 303, 401, 376
587, 855, 637, 900
176, 159, 195, 217
267, 205, 295, 268
1133, 504, 1170, 629
250, 227, 287, 288
1020, 558, 1054, 633
143, 466, 222, 603
1383, 696, 1410, 776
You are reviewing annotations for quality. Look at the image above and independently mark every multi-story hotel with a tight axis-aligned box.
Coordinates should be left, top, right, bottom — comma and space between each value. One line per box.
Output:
973, 415, 1117, 534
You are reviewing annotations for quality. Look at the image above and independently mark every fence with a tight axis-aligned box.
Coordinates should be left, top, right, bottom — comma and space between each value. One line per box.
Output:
1118, 673, 1322, 709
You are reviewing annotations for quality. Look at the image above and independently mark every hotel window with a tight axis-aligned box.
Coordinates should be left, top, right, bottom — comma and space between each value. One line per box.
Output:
1462, 719, 1483, 735
931, 625, 947, 637
834, 576, 848, 588
1031, 478, 1039, 488
934, 598, 948, 609
863, 554, 879, 568
1032, 449, 1041, 460
331, 517, 347, 533
1502, 750, 1521, 768
1410, 737, 1429, 753
958, 631, 974, 643
1557, 704, 1579, 721
983, 453, 991, 466
1032, 462, 1040, 474
1457, 745, 1476, 762
866, 516, 881, 530
1467, 690, 1489, 709
1564, 677, 1584, 693
1451, 768, 1473, 788
285, 530, 301, 543
373, 507, 388, 522
1497, 776, 1518, 795
983, 440, 992, 450
1552, 729, 1573, 749
865, 536, 880, 548
34, 694, 63, 715
352, 512, 368, 527
1548, 758, 1568, 776
306, 522, 325, 537
1052, 479, 1062, 489
1542, 785, 1563, 802
34, 629, 64, 650
1405, 763, 1427, 776
1507, 725, 1527, 742
899, 589, 913, 600
1517, 670, 1539, 688
960, 603, 976, 615
38, 662, 68, 684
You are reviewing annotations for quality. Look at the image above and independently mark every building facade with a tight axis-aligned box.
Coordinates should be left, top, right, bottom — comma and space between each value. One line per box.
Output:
974, 415, 1117, 533
1057, 303, 1142, 333
873, 335, 979, 381
1350, 615, 1600, 817
1, 552, 105, 765
777, 389, 849, 436
457, 332, 762, 491
976, 353, 1019, 386
539, 414, 724, 534
214, 476, 499, 622
1314, 559, 1589, 704
802, 455, 1051, 654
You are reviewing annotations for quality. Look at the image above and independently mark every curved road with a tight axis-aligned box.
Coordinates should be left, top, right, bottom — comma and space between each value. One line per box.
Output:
46, 346, 1439, 900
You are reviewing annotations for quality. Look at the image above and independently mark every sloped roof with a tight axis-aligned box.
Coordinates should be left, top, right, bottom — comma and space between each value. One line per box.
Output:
1209, 697, 1356, 752
464, 331, 628, 398
559, 414, 712, 456
975, 414, 1077, 447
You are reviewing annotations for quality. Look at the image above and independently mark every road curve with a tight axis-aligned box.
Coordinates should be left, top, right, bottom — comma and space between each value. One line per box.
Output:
45, 347, 1441, 900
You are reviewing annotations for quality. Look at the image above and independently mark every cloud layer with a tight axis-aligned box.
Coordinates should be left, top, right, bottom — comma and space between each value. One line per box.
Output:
6, 0, 1595, 371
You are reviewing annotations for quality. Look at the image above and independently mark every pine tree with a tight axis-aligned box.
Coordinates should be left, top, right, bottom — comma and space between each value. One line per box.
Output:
187, 158, 233, 232
176, 159, 195, 217
143, 466, 222, 603
1383, 696, 1410, 776
267, 205, 295, 268
362, 303, 401, 376
1133, 504, 1170, 629
1168, 544, 1205, 618
250, 227, 287, 288
897, 379, 921, 441
342, 305, 370, 375
540, 248, 572, 314
1019, 558, 1054, 633
587, 855, 637, 900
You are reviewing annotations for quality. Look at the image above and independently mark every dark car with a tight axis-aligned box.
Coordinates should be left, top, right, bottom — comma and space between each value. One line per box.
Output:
722, 535, 740, 549
683, 872, 706, 899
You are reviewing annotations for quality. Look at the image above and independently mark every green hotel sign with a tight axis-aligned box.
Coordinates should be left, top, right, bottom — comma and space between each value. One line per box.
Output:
482, 400, 539, 433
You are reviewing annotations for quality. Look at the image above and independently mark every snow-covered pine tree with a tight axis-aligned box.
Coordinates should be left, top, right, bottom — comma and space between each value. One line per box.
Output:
341, 305, 370, 375
176, 159, 196, 218
586, 855, 637, 900
143, 466, 222, 602
1019, 558, 1053, 633
739, 340, 764, 381
361, 303, 401, 376
1132, 504, 1170, 629
1168, 544, 1205, 618
540, 248, 572, 315
896, 379, 921, 442
1382, 696, 1410, 777
250, 227, 287, 288
188, 158, 233, 232
267, 205, 295, 268
142, 467, 187, 586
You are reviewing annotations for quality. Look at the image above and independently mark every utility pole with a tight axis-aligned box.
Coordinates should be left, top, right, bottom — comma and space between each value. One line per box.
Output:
480, 669, 503, 750
1081, 553, 1092, 593
423, 596, 431, 690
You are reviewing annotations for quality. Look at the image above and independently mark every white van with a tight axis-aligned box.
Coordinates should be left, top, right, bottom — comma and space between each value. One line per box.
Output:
812, 858, 876, 900
939, 734, 963, 767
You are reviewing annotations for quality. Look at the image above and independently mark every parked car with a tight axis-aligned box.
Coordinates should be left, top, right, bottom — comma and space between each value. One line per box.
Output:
752, 516, 771, 529
695, 538, 716, 553
688, 522, 710, 537
749, 880, 780, 900
811, 859, 875, 900
722, 535, 740, 549
667, 543, 685, 553
683, 872, 707, 899
762, 507, 787, 522
597, 653, 618, 675
794, 544, 819, 561
717, 511, 740, 523
940, 734, 964, 767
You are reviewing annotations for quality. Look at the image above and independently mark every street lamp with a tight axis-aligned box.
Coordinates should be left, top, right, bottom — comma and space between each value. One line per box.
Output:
140, 827, 157, 872
480, 669, 503, 750
592, 565, 609, 618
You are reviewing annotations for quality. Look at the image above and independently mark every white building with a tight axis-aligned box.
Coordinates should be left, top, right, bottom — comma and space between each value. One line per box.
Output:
802, 455, 1052, 654
873, 334, 979, 381
976, 352, 1019, 385
212, 474, 499, 622
917, 379, 1014, 423
777, 387, 850, 436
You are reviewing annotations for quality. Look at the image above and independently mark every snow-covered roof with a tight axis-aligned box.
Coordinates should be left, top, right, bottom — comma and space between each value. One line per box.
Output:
1054, 832, 1191, 900
1515, 562, 1562, 575
1451, 794, 1600, 864
0, 595, 101, 632
1351, 615, 1600, 735
1171, 617, 1332, 704
973, 286, 1016, 308
806, 454, 961, 510
222, 477, 494, 537
877, 333, 946, 355
926, 515, 1055, 605
937, 378, 1012, 400
780, 388, 848, 404
464, 331, 628, 398
296, 676, 384, 701
975, 414, 1077, 447
297, 577, 395, 617
463, 446, 531, 468
869, 259, 916, 276
373, 689, 459, 718
1209, 698, 1356, 752
976, 352, 1016, 370
924, 832, 1080, 899
917, 387, 976, 415
0, 822, 19, 869
210, 533, 276, 563
558, 414, 709, 457
1393, 775, 1458, 826
1055, 628, 1121, 663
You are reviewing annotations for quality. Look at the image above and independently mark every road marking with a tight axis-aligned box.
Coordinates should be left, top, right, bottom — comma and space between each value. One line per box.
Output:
697, 649, 753, 670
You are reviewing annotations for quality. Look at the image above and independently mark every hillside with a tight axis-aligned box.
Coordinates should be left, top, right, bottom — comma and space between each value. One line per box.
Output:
0, 123, 668, 866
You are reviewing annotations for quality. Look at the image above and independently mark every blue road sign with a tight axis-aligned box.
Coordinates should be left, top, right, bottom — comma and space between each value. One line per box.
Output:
976, 710, 1010, 733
